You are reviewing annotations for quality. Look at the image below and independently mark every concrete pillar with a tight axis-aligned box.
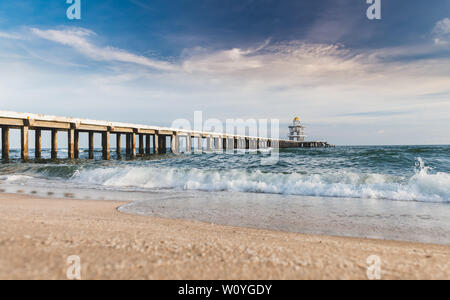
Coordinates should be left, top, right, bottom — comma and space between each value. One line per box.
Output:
207, 137, 213, 151
130, 132, 136, 157
226, 138, 233, 154
139, 134, 144, 155
1, 127, 9, 160
126, 134, 131, 155
21, 126, 28, 160
171, 134, 178, 154
186, 136, 191, 153
74, 130, 80, 159
152, 134, 157, 154
198, 137, 203, 152
158, 135, 166, 154
249, 138, 257, 153
88, 132, 94, 159
51, 129, 58, 159
145, 135, 151, 155
116, 134, 121, 156
102, 131, 110, 160
35, 129, 41, 159
68, 128, 75, 159
216, 138, 221, 152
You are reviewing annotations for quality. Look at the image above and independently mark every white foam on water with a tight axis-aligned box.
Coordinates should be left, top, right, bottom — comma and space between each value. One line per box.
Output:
69, 157, 450, 203
0, 174, 34, 182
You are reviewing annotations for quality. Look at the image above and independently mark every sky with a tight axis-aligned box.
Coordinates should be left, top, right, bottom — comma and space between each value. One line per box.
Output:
0, 0, 449, 146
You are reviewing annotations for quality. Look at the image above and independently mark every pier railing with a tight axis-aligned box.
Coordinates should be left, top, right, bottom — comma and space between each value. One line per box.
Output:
0, 111, 332, 160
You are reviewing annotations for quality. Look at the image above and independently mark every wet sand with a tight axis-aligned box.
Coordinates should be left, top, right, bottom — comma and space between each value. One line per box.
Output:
0, 193, 449, 280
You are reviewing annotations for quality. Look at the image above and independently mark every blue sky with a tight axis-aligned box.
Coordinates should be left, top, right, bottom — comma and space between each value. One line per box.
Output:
0, 0, 449, 145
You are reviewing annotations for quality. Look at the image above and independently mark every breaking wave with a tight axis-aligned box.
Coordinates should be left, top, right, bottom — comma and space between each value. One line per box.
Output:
69, 157, 450, 203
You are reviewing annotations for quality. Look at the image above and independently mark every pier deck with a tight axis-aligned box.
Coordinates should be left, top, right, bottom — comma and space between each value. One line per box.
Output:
0, 111, 333, 160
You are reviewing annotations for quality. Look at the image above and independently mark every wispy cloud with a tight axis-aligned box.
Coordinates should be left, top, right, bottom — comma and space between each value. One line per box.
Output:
0, 25, 449, 144
30, 28, 176, 71
337, 110, 412, 117
433, 18, 450, 45
0, 31, 24, 40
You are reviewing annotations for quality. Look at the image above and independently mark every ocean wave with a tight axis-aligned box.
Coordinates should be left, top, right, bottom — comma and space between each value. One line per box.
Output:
0, 174, 34, 182
69, 158, 450, 203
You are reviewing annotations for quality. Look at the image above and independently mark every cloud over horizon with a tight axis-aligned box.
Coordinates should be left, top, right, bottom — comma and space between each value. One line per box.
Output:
0, 0, 449, 145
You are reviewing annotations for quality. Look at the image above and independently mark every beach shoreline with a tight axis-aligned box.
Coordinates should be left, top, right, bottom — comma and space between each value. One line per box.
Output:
0, 193, 449, 280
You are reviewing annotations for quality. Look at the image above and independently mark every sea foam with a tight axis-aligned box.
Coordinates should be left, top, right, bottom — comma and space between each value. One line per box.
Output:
70, 157, 450, 203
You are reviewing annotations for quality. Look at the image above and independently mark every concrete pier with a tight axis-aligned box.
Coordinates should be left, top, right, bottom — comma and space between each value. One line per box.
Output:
89, 132, 94, 159
20, 125, 28, 160
145, 135, 151, 155
51, 129, 58, 159
102, 131, 110, 160
0, 111, 333, 161
35, 129, 41, 159
68, 128, 75, 159
74, 130, 80, 159
116, 134, 122, 157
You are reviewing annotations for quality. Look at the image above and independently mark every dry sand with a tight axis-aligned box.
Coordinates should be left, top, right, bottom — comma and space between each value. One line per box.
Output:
0, 193, 449, 280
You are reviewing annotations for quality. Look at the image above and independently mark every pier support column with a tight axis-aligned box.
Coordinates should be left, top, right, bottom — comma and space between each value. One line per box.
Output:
139, 134, 144, 155
158, 135, 166, 154
130, 132, 136, 157
116, 134, 121, 157
207, 137, 213, 151
88, 132, 94, 159
74, 130, 80, 159
2, 127, 9, 160
51, 129, 58, 159
35, 129, 41, 159
21, 126, 29, 160
198, 137, 203, 153
216, 138, 222, 152
186, 135, 191, 153
145, 135, 151, 155
152, 134, 157, 154
102, 131, 110, 160
126, 134, 131, 155
68, 128, 75, 159
226, 138, 233, 154
171, 134, 179, 154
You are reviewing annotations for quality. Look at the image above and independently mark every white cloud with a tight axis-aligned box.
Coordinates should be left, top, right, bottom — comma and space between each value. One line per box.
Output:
433, 18, 450, 35
0, 27, 449, 144
433, 18, 450, 45
0, 31, 24, 40
30, 28, 176, 71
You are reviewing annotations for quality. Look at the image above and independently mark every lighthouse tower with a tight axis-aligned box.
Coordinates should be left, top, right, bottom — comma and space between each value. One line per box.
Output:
288, 117, 306, 142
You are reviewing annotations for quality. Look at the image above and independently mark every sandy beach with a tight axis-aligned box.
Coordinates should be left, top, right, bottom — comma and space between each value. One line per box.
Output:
0, 193, 449, 280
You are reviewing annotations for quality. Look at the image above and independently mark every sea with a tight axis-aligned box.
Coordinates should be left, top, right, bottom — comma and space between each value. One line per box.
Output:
1, 145, 449, 244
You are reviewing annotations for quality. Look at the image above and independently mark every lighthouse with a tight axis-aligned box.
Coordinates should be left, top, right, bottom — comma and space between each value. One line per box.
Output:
288, 117, 307, 142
